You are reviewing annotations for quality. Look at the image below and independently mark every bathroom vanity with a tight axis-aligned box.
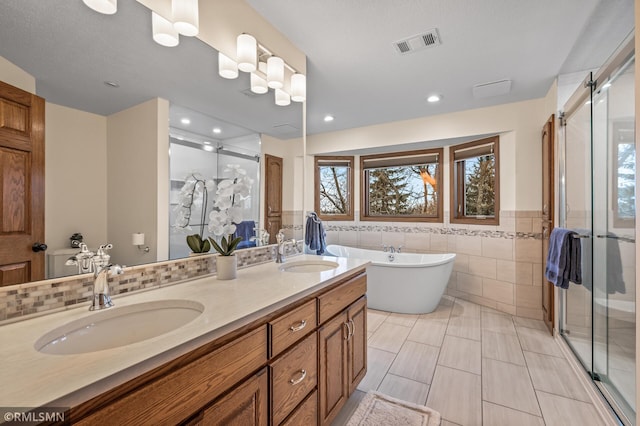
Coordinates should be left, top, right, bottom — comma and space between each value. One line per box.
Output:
0, 255, 368, 425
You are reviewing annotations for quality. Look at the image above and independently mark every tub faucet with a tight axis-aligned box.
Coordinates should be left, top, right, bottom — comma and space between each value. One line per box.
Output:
89, 244, 123, 311
275, 229, 298, 263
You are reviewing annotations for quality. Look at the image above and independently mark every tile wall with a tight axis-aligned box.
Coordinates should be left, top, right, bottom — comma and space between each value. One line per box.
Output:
285, 210, 544, 319
0, 243, 302, 325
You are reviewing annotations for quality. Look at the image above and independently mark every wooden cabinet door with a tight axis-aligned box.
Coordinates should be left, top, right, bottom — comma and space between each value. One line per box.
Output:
0, 80, 45, 285
264, 154, 283, 244
347, 296, 367, 394
201, 368, 268, 426
318, 311, 348, 426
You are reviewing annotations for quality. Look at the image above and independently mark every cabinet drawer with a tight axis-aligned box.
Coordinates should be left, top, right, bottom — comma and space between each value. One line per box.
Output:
317, 274, 366, 324
270, 298, 317, 357
271, 332, 318, 425
77, 326, 267, 426
281, 389, 318, 426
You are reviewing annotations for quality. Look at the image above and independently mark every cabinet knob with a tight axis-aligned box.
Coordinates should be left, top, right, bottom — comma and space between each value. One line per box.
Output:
289, 369, 307, 385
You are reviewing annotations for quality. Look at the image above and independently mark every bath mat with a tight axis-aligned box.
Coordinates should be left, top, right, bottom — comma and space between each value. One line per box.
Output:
346, 391, 441, 426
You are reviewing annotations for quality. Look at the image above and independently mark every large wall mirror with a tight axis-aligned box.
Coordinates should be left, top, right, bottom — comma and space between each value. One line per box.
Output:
0, 0, 303, 280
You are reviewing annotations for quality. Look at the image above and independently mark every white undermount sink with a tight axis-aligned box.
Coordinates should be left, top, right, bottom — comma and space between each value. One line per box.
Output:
279, 260, 340, 273
35, 299, 204, 355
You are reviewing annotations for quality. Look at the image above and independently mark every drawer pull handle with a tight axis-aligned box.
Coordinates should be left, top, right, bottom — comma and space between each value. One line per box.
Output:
289, 320, 307, 332
289, 369, 307, 385
344, 321, 352, 340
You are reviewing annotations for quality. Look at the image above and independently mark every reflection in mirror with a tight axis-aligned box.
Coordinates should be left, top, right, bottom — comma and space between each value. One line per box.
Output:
168, 104, 262, 259
0, 0, 302, 281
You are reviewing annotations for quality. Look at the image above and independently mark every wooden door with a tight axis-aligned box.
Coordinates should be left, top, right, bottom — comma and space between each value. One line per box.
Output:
318, 311, 348, 426
201, 368, 268, 426
0, 80, 45, 286
264, 154, 283, 244
541, 115, 555, 334
347, 296, 367, 395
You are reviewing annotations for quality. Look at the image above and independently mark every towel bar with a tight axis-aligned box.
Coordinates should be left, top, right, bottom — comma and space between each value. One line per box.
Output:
596, 234, 635, 243
571, 234, 591, 239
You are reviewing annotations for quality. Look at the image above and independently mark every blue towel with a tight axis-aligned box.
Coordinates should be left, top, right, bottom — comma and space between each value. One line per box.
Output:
545, 228, 582, 289
305, 212, 326, 255
234, 220, 256, 249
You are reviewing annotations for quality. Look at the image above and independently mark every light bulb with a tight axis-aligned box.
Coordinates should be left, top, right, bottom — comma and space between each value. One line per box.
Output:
275, 88, 290, 106
172, 0, 199, 37
291, 73, 306, 102
82, 0, 117, 14
218, 52, 238, 79
152, 12, 179, 47
267, 56, 284, 89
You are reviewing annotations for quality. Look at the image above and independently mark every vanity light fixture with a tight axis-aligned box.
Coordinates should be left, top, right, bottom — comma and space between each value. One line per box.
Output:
237, 34, 258, 72
427, 94, 441, 103
152, 12, 179, 47
82, 0, 117, 15
267, 56, 285, 89
218, 33, 307, 106
275, 88, 290, 106
213, 127, 222, 134
218, 53, 239, 79
251, 62, 269, 94
290, 74, 307, 102
172, 0, 199, 37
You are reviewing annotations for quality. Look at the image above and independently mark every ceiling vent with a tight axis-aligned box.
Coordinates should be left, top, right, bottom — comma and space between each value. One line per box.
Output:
393, 28, 441, 54
472, 79, 512, 98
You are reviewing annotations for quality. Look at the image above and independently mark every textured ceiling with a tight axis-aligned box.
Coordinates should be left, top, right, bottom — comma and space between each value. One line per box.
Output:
0, 0, 634, 140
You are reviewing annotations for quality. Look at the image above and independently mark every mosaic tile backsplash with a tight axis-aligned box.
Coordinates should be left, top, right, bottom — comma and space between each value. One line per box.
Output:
0, 243, 302, 324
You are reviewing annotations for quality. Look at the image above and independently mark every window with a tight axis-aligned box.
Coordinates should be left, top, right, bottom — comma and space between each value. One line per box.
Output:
314, 156, 354, 221
450, 136, 500, 225
613, 121, 635, 228
361, 149, 443, 222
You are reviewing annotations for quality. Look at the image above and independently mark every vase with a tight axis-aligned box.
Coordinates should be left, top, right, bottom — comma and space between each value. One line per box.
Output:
216, 254, 237, 280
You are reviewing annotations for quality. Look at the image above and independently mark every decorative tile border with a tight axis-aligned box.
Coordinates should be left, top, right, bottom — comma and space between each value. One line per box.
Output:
0, 243, 302, 325
282, 223, 541, 240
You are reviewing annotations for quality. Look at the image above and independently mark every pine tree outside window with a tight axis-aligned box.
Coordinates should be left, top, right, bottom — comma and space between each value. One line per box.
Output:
361, 148, 443, 222
450, 136, 500, 225
314, 156, 354, 221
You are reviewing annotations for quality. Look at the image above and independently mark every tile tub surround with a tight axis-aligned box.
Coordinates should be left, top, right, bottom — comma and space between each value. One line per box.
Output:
320, 210, 544, 319
0, 254, 369, 408
0, 243, 303, 324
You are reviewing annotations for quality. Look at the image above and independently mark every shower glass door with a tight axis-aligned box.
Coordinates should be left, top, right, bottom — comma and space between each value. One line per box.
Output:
562, 53, 636, 424
562, 72, 594, 374
592, 56, 636, 423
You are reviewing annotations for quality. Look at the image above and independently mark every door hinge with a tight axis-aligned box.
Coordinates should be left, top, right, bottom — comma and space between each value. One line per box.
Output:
558, 111, 566, 127
589, 372, 601, 381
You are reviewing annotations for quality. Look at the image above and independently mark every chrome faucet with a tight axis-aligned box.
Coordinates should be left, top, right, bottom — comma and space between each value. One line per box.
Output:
275, 229, 298, 263
65, 243, 95, 274
382, 245, 403, 254
89, 244, 123, 311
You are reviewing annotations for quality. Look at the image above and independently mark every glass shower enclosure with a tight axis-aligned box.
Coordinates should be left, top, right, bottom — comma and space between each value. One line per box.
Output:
560, 38, 635, 424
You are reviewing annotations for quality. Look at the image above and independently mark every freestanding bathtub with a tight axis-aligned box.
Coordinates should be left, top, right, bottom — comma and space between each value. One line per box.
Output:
326, 244, 456, 314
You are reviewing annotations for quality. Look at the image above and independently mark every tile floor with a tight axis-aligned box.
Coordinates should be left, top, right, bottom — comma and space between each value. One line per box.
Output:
332, 296, 612, 426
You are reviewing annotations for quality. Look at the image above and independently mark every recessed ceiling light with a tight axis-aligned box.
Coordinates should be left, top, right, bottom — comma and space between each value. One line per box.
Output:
203, 145, 214, 152
602, 82, 612, 89
213, 127, 222, 134
104, 81, 119, 88
181, 118, 191, 125
203, 141, 212, 145
324, 115, 334, 122
427, 94, 441, 103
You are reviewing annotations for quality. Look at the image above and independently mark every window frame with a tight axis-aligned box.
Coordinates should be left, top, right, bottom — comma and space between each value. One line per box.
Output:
360, 148, 443, 223
314, 155, 355, 221
449, 136, 500, 225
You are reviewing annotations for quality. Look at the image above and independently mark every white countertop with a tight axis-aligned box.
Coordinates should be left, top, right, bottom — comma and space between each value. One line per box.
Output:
0, 255, 369, 408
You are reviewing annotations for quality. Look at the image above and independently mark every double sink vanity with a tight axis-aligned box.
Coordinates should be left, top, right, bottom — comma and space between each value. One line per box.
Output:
1, 255, 369, 425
